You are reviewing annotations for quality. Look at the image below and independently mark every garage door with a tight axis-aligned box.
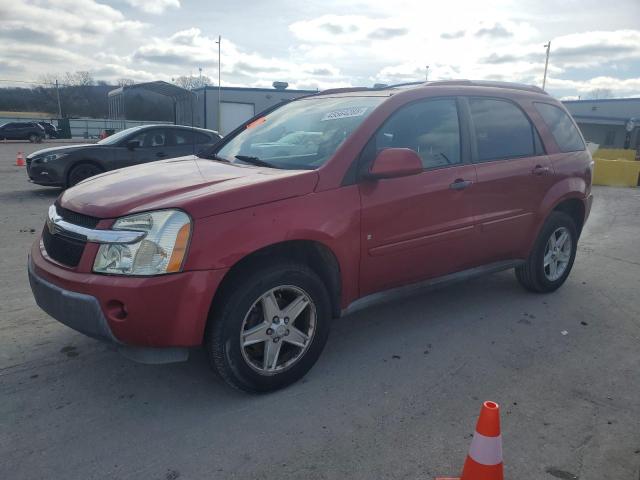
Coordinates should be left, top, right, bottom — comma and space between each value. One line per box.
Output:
220, 102, 255, 135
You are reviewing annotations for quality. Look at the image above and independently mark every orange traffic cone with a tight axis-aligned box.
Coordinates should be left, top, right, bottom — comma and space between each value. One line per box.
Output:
16, 151, 26, 167
437, 400, 503, 480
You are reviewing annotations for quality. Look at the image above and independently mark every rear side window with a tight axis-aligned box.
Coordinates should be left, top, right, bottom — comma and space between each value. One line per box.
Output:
469, 98, 535, 162
175, 130, 214, 145
534, 102, 585, 152
374, 98, 461, 169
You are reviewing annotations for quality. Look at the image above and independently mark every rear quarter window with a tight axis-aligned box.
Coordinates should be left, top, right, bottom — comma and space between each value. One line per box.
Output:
534, 102, 585, 153
469, 98, 536, 161
174, 130, 214, 145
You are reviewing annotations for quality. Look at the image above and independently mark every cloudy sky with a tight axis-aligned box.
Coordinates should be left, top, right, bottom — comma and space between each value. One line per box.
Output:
1, 0, 640, 99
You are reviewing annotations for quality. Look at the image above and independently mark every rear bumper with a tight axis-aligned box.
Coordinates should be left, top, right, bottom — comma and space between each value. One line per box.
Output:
29, 239, 229, 361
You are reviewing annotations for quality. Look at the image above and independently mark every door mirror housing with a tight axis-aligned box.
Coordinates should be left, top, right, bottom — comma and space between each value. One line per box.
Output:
367, 148, 423, 179
126, 140, 141, 150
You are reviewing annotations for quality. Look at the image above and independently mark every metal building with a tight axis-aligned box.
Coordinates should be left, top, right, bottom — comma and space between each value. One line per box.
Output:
192, 82, 316, 135
563, 98, 640, 152
108, 81, 196, 129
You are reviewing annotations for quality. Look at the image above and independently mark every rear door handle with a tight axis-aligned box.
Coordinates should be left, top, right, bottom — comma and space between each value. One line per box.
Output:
532, 165, 550, 175
156, 152, 167, 158
449, 179, 473, 190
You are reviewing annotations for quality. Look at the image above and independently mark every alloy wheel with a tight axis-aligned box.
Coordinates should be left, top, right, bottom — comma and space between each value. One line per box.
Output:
240, 285, 316, 375
543, 226, 572, 281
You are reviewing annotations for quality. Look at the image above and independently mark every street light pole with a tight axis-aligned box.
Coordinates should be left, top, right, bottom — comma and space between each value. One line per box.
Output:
542, 41, 551, 91
216, 35, 222, 133
55, 79, 62, 118
425, 65, 430, 82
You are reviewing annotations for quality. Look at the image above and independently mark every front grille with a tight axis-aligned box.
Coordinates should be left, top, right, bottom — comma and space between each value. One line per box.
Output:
55, 203, 100, 229
42, 227, 86, 267
42, 205, 102, 267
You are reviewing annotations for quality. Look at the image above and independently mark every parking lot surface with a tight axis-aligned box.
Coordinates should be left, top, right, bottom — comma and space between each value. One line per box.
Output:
1, 141, 639, 480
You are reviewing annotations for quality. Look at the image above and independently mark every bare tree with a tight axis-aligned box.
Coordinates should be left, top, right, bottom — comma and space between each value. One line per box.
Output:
63, 71, 95, 87
174, 75, 211, 90
117, 78, 135, 87
37, 74, 59, 87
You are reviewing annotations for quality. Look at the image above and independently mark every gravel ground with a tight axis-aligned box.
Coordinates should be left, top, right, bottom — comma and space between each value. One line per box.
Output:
1, 141, 639, 480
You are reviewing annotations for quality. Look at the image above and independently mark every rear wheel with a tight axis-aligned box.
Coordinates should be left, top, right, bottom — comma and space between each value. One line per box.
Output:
206, 262, 331, 393
28, 133, 39, 143
67, 163, 102, 187
516, 211, 578, 293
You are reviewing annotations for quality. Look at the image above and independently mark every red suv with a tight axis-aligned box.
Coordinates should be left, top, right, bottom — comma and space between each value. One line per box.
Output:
28, 80, 593, 392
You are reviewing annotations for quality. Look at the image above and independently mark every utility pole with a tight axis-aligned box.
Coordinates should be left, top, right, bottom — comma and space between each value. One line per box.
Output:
198, 67, 202, 87
216, 35, 222, 133
425, 65, 430, 82
542, 41, 551, 91
55, 79, 62, 118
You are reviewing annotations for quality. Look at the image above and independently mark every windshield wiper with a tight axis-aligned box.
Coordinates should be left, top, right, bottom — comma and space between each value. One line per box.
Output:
234, 155, 275, 168
199, 152, 229, 162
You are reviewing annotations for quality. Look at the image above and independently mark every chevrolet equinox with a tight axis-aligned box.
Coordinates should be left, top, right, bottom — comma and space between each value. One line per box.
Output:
28, 80, 593, 392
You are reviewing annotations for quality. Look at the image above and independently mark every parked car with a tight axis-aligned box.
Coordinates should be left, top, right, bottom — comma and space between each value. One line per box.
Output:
38, 122, 58, 139
0, 122, 45, 142
28, 80, 593, 392
26, 124, 222, 188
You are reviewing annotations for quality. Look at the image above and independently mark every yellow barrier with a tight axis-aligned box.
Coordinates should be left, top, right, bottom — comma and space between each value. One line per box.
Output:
594, 148, 636, 161
592, 158, 640, 187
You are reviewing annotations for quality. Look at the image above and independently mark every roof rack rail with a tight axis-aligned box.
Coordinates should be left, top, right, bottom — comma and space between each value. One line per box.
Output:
317, 87, 373, 95
383, 81, 425, 89
427, 79, 548, 95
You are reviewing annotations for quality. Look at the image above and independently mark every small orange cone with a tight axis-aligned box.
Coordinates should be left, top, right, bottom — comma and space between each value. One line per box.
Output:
16, 151, 26, 167
437, 400, 503, 480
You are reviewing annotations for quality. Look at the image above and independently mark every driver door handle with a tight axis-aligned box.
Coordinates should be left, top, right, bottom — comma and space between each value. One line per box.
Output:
449, 179, 473, 190
156, 152, 167, 158
532, 165, 550, 175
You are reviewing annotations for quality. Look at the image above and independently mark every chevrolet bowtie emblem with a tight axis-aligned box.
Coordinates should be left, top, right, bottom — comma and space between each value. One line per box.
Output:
46, 205, 63, 235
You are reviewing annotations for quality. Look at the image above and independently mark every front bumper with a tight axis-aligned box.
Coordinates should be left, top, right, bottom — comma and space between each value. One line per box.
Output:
29, 239, 228, 362
26, 162, 63, 186
29, 258, 118, 343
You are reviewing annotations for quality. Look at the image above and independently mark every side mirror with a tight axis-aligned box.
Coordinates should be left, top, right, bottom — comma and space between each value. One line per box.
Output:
367, 148, 423, 179
126, 140, 140, 150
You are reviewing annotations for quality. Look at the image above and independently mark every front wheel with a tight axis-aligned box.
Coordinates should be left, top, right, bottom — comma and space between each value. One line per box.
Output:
206, 263, 331, 393
516, 211, 578, 293
66, 163, 102, 188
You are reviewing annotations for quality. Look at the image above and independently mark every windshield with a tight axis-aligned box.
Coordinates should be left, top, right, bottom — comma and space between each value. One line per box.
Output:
211, 96, 384, 170
97, 126, 143, 145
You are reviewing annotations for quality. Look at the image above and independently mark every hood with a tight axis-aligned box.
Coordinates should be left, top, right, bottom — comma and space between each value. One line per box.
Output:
27, 144, 95, 158
58, 156, 319, 220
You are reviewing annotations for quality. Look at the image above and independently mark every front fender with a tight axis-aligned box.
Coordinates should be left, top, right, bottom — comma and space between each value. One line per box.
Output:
185, 186, 362, 307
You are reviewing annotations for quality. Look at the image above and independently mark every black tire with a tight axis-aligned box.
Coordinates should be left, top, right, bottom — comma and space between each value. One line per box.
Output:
206, 262, 332, 393
67, 163, 102, 188
28, 133, 39, 143
516, 211, 578, 293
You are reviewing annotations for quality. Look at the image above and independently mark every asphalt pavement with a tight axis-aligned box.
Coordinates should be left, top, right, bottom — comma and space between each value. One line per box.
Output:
1, 141, 639, 479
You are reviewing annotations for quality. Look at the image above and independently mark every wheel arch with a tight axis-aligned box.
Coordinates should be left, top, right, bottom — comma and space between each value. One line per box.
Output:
65, 159, 105, 186
551, 197, 586, 235
208, 239, 343, 326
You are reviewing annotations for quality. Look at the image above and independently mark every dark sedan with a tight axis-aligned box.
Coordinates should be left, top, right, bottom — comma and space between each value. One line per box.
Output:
26, 125, 221, 188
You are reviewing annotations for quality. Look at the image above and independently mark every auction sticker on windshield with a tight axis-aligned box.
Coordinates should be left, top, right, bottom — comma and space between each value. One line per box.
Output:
321, 107, 368, 121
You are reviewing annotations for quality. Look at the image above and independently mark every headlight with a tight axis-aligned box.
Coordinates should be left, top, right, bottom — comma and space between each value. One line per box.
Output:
93, 210, 191, 276
34, 153, 68, 164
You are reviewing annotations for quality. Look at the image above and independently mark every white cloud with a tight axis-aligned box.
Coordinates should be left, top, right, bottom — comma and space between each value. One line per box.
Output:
548, 76, 640, 97
1, 0, 639, 98
131, 28, 348, 90
124, 0, 180, 14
